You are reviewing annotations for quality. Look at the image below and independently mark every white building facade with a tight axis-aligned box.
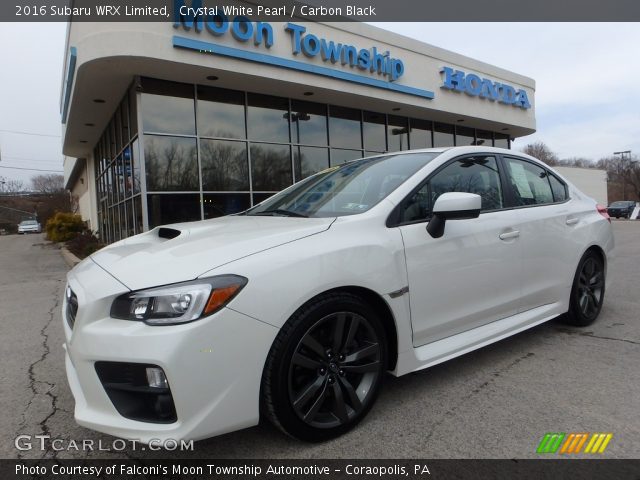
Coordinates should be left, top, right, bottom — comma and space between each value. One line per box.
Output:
62, 15, 536, 242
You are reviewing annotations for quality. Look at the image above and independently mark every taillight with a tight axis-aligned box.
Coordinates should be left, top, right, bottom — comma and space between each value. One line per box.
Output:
597, 204, 611, 223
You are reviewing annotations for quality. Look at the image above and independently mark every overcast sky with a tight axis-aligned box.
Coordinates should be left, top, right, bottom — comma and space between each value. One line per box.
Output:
1, 22, 639, 185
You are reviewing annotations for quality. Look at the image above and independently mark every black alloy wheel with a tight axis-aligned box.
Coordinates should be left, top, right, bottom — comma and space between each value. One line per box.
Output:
262, 293, 387, 442
564, 251, 605, 326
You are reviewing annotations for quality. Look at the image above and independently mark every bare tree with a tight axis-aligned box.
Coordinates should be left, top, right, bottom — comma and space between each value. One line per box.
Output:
595, 154, 640, 201
627, 162, 640, 201
31, 174, 65, 194
0, 176, 26, 193
557, 157, 593, 168
522, 142, 559, 166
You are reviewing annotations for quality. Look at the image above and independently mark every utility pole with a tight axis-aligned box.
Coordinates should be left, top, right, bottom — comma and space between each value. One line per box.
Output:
614, 150, 632, 200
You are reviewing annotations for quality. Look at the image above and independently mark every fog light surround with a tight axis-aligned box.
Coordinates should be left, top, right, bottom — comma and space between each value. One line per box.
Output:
95, 362, 177, 423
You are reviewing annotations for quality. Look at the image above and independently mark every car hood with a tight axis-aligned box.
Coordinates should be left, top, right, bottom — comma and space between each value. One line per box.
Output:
89, 215, 335, 291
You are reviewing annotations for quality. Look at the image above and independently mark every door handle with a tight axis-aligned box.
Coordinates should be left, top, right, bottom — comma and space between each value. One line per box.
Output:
566, 218, 579, 226
499, 230, 520, 240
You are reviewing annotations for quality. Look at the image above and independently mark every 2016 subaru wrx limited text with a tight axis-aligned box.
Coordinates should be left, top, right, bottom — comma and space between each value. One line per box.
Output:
63, 146, 613, 443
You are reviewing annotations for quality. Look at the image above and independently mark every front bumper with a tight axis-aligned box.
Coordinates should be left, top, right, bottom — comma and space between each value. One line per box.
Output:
63, 259, 278, 443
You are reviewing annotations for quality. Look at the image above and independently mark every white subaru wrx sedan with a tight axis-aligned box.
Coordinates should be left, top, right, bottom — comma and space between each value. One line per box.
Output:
63, 146, 613, 443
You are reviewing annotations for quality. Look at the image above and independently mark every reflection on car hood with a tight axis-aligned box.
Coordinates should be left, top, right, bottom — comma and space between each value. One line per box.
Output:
90, 215, 335, 291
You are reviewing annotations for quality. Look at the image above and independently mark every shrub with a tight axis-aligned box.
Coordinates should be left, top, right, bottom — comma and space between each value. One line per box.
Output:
45, 212, 85, 242
65, 231, 104, 259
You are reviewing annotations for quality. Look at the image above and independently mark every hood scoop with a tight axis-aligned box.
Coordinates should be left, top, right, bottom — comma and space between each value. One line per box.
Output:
157, 227, 181, 240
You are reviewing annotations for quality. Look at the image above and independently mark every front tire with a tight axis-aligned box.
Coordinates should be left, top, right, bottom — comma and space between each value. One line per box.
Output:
262, 292, 387, 442
563, 250, 605, 327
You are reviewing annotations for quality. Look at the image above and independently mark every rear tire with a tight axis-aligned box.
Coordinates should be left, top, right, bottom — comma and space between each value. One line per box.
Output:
262, 292, 387, 442
563, 251, 605, 327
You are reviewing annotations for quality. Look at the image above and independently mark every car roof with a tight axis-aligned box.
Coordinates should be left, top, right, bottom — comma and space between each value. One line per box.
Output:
360, 146, 533, 160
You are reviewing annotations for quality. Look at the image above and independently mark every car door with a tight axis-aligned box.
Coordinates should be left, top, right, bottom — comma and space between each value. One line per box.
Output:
500, 155, 576, 312
393, 154, 523, 347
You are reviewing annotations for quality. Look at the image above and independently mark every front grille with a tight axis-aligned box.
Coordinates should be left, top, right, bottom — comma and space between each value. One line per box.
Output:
65, 286, 78, 329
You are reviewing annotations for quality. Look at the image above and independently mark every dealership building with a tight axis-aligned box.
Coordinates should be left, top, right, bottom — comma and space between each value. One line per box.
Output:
62, 15, 536, 243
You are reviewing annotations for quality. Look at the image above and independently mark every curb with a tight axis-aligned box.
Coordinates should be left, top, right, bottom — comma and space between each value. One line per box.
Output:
60, 246, 82, 268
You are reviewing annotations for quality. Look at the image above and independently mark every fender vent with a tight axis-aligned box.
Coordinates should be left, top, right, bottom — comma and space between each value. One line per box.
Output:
157, 228, 181, 239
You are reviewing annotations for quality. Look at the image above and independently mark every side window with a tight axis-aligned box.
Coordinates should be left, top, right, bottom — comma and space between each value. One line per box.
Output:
399, 155, 503, 223
504, 157, 554, 206
548, 173, 568, 202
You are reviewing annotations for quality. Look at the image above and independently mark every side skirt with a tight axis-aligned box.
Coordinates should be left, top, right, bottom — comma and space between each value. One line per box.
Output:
393, 303, 564, 376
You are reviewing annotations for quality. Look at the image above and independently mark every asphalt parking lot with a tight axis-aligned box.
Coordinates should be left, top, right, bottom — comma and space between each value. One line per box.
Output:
1, 221, 638, 459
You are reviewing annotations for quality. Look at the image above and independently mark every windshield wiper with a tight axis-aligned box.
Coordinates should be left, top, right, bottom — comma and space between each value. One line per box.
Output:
251, 209, 309, 218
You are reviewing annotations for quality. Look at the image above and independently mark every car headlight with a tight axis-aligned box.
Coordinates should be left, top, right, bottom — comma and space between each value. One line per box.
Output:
110, 275, 247, 325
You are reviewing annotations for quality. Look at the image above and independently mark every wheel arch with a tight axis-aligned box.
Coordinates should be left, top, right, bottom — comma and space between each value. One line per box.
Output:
324, 286, 399, 371
583, 244, 607, 274
270, 285, 399, 372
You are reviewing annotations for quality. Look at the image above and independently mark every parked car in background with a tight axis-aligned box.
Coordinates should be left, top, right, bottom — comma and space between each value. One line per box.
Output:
17, 219, 42, 234
63, 146, 614, 443
607, 200, 636, 219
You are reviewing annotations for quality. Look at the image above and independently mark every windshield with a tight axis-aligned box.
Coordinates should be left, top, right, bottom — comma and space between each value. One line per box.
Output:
245, 152, 439, 218
610, 201, 632, 207
20, 220, 37, 225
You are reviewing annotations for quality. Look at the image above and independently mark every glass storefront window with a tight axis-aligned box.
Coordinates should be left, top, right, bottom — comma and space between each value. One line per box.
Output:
141, 78, 195, 135
253, 192, 275, 205
290, 100, 328, 146
329, 106, 362, 149
129, 87, 138, 137
95, 79, 512, 244
133, 195, 143, 234
121, 96, 130, 143
330, 149, 363, 166
476, 130, 494, 147
107, 121, 116, 161
247, 93, 290, 143
114, 105, 123, 154
363, 111, 386, 152
203, 193, 251, 219
111, 206, 121, 242
125, 199, 134, 237
293, 146, 329, 180
494, 133, 510, 149
115, 154, 125, 200
123, 145, 132, 198
148, 194, 201, 228
250, 143, 292, 191
455, 126, 475, 146
106, 162, 114, 206
119, 202, 129, 239
200, 139, 249, 191
387, 115, 409, 152
197, 86, 246, 139
433, 122, 454, 147
144, 135, 199, 191
409, 119, 433, 149
131, 139, 141, 195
